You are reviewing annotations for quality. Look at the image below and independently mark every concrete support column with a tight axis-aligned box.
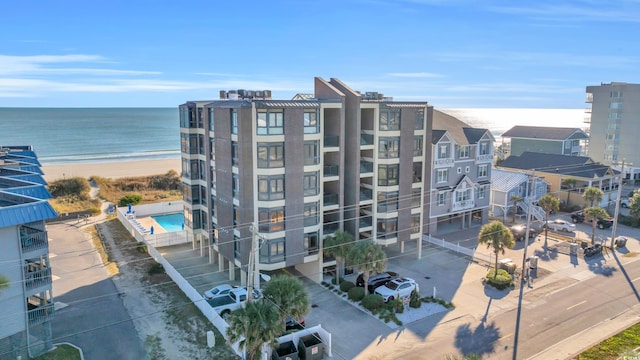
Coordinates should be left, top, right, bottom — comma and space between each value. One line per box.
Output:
461, 211, 466, 228
240, 269, 247, 286
218, 253, 224, 272
417, 237, 422, 259
228, 260, 235, 281
400, 240, 405, 253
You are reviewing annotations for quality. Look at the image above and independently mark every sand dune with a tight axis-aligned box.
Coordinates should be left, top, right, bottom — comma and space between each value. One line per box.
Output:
42, 158, 181, 182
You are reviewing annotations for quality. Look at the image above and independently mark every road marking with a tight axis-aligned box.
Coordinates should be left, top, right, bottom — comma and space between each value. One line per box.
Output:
497, 333, 513, 341
632, 276, 640, 283
567, 300, 586, 310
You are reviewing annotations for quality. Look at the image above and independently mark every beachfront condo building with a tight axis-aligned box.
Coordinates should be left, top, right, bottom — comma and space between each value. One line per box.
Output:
586, 82, 640, 180
0, 146, 57, 359
179, 77, 490, 283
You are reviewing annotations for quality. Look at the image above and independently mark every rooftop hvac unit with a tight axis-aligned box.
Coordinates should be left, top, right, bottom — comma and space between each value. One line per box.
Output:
238, 89, 246, 97
219, 90, 227, 99
264, 90, 272, 99
246, 90, 255, 98
255, 90, 263, 98
228, 93, 239, 100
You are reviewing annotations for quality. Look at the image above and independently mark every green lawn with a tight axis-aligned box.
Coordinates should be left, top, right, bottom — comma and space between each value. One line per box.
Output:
34, 344, 81, 360
578, 321, 640, 359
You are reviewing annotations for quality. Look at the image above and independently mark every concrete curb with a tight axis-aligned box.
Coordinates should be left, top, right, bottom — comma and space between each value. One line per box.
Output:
53, 342, 85, 360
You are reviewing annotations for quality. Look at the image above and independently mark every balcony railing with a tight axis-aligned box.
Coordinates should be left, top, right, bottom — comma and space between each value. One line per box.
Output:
323, 222, 339, 235
323, 193, 339, 207
28, 302, 54, 326
359, 187, 372, 201
452, 199, 475, 211
324, 135, 339, 148
20, 228, 48, 253
24, 268, 52, 290
323, 164, 339, 177
360, 133, 374, 146
359, 217, 372, 228
360, 161, 374, 173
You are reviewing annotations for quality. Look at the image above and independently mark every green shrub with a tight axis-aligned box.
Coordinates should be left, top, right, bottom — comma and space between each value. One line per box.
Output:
485, 268, 514, 290
409, 289, 422, 308
118, 194, 143, 207
48, 177, 91, 199
331, 276, 345, 285
89, 207, 101, 215
361, 294, 384, 313
339, 280, 355, 292
148, 262, 164, 276
137, 243, 148, 254
348, 286, 365, 301
619, 214, 640, 227
393, 296, 404, 313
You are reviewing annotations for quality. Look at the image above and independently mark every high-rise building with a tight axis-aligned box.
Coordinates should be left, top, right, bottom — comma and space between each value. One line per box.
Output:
586, 82, 640, 179
180, 78, 432, 283
0, 146, 57, 358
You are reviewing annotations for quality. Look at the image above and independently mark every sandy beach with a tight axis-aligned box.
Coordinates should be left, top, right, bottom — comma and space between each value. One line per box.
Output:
42, 158, 181, 182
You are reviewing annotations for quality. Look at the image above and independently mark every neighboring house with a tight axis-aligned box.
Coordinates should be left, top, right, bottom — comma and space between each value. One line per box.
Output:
0, 146, 57, 358
498, 151, 619, 209
490, 169, 548, 222
586, 82, 640, 181
500, 125, 588, 158
180, 78, 432, 284
428, 110, 493, 234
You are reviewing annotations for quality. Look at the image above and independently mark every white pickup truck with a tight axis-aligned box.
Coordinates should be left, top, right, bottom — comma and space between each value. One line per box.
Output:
205, 287, 260, 319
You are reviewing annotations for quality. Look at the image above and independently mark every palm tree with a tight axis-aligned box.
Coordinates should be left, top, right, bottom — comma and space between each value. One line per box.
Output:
509, 194, 523, 223
262, 275, 310, 333
584, 206, 610, 245
226, 299, 281, 360
537, 194, 560, 246
583, 186, 604, 208
348, 240, 387, 295
478, 221, 515, 278
561, 177, 577, 206
323, 230, 355, 284
629, 190, 640, 219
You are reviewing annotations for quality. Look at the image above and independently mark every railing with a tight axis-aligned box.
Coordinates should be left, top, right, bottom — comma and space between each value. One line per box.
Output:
324, 135, 339, 148
323, 164, 339, 177
359, 217, 372, 228
433, 157, 455, 167
20, 229, 48, 253
323, 222, 339, 235
359, 187, 372, 201
475, 153, 493, 163
518, 201, 546, 222
360, 133, 374, 146
24, 268, 52, 290
451, 199, 475, 211
28, 303, 54, 326
323, 193, 339, 207
360, 161, 374, 173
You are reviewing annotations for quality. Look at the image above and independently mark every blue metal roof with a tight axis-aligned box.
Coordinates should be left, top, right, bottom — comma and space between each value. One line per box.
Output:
0, 200, 57, 228
19, 165, 44, 175
491, 169, 529, 192
4, 185, 52, 199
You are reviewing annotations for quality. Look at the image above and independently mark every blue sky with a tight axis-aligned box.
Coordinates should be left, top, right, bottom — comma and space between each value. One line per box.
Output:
1, 0, 639, 108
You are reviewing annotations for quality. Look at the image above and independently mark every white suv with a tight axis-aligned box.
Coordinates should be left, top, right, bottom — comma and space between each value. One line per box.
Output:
374, 277, 418, 302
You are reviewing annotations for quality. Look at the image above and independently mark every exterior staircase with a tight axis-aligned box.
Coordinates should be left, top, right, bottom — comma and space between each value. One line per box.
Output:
517, 200, 546, 223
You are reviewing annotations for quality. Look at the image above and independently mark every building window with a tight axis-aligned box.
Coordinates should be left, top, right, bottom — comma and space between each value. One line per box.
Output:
257, 143, 284, 168
379, 137, 400, 158
234, 235, 240, 260
210, 138, 215, 161
258, 207, 285, 232
233, 206, 240, 225
304, 232, 319, 255
610, 102, 623, 110
379, 109, 400, 131
257, 109, 284, 135
611, 91, 623, 98
478, 186, 486, 199
436, 169, 449, 183
208, 107, 215, 132
412, 188, 422, 208
415, 109, 424, 130
437, 192, 446, 206
378, 164, 399, 186
304, 141, 320, 165
413, 136, 423, 156
377, 218, 398, 239
377, 191, 398, 212
413, 162, 422, 182
465, 166, 470, 173
304, 202, 319, 227
231, 109, 238, 134
260, 238, 285, 263
459, 145, 470, 158
411, 214, 421, 234
479, 142, 489, 155
232, 174, 239, 197
258, 175, 285, 200
609, 112, 620, 120
478, 164, 488, 177
456, 189, 472, 202
438, 144, 450, 159
304, 109, 319, 134
457, 167, 462, 174
231, 141, 238, 166
303, 171, 319, 196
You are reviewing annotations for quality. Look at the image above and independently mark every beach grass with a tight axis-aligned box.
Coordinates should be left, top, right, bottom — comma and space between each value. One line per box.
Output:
577, 321, 640, 359
92, 171, 182, 206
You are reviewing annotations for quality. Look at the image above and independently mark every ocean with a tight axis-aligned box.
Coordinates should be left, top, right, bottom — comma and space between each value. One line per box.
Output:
0, 107, 586, 165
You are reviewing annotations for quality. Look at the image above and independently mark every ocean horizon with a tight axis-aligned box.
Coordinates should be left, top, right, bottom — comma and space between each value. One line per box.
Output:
0, 107, 586, 165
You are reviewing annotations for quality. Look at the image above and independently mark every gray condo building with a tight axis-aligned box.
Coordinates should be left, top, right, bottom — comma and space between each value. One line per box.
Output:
179, 77, 490, 284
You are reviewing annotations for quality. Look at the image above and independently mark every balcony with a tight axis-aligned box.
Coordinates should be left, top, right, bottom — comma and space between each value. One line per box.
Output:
24, 267, 52, 290
323, 164, 339, 178
359, 216, 372, 229
475, 153, 493, 163
433, 157, 455, 168
323, 222, 339, 235
28, 302, 54, 326
360, 161, 374, 174
324, 135, 339, 149
323, 193, 339, 208
585, 93, 593, 103
359, 187, 373, 202
20, 227, 48, 254
360, 133, 374, 146
452, 199, 475, 211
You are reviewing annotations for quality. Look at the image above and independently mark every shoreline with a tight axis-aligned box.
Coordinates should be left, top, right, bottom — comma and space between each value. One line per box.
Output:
42, 158, 181, 182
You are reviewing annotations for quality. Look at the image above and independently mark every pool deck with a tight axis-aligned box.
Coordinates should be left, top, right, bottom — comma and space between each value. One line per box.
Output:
135, 216, 167, 234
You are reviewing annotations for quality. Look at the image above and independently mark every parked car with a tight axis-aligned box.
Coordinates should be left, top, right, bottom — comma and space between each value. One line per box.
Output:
544, 219, 576, 232
203, 284, 237, 300
570, 211, 613, 229
509, 224, 537, 241
206, 287, 263, 319
285, 316, 305, 331
356, 271, 399, 293
620, 198, 630, 208
374, 277, 418, 302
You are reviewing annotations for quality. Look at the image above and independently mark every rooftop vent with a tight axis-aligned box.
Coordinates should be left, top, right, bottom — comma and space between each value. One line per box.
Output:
220, 89, 272, 100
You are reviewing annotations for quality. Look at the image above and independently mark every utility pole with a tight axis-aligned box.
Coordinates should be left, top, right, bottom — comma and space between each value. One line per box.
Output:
247, 224, 258, 301
521, 172, 534, 281
610, 160, 628, 249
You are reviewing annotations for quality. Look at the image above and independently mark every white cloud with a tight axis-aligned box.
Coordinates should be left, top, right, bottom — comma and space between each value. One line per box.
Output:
489, 2, 640, 23
0, 54, 159, 76
386, 72, 444, 78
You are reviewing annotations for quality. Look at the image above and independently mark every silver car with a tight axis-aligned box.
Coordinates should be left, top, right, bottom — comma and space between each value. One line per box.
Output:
544, 219, 576, 232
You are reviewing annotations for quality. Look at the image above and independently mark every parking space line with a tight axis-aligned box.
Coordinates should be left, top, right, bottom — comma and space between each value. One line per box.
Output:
567, 300, 586, 310
497, 333, 513, 342
631, 276, 640, 283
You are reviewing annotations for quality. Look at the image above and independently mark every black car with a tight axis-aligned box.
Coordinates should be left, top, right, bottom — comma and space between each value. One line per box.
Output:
356, 271, 399, 293
509, 225, 537, 242
285, 316, 305, 331
571, 210, 613, 229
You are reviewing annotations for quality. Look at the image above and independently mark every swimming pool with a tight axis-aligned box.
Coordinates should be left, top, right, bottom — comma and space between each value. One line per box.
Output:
151, 213, 184, 232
